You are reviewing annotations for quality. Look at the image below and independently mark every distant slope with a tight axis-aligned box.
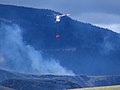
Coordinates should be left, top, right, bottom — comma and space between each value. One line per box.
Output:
0, 69, 26, 82
0, 4, 120, 75
71, 85, 120, 90
0, 69, 120, 90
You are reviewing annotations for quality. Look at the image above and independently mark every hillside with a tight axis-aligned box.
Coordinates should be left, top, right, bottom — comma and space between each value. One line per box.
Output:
0, 4, 120, 75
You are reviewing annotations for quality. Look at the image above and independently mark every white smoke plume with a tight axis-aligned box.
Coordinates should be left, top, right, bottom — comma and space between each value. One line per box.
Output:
0, 23, 74, 75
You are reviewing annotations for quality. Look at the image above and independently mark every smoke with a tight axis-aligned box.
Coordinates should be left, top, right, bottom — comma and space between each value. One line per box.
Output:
0, 23, 74, 75
102, 36, 114, 54
0, 54, 5, 64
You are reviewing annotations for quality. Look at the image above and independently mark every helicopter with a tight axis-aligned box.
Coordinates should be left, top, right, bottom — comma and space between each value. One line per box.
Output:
48, 13, 70, 39
55, 14, 70, 23
55, 13, 70, 39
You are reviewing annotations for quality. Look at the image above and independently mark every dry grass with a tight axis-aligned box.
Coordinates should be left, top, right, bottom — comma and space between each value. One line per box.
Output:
71, 85, 120, 90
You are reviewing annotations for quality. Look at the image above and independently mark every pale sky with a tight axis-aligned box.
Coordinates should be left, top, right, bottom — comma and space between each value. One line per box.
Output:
0, 0, 120, 33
